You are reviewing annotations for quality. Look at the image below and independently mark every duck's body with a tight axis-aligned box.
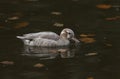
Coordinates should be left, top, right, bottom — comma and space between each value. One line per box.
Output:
17, 28, 79, 47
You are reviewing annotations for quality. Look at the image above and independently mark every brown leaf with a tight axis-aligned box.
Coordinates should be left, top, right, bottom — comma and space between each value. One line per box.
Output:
80, 34, 95, 37
14, 22, 29, 29
0, 61, 14, 65
96, 4, 112, 9
80, 37, 96, 43
34, 63, 45, 68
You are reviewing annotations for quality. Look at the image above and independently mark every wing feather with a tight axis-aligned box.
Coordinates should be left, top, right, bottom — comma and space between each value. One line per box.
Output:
17, 32, 60, 41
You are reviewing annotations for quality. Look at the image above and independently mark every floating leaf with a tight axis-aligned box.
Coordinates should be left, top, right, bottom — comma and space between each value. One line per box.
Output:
80, 37, 96, 43
14, 22, 29, 29
51, 12, 62, 15
96, 4, 112, 9
8, 16, 19, 20
53, 22, 64, 27
80, 34, 95, 37
34, 63, 45, 68
85, 52, 98, 56
0, 61, 14, 65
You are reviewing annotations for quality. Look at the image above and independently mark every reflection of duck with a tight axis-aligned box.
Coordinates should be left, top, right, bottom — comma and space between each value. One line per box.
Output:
17, 28, 80, 47
21, 46, 76, 59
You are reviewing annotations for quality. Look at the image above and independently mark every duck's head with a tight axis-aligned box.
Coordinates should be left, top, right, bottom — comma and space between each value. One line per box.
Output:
60, 28, 80, 43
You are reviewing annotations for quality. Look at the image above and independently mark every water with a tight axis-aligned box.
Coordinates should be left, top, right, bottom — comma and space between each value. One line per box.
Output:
0, 0, 120, 79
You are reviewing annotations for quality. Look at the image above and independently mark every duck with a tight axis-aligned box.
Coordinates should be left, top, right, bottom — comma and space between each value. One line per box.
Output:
16, 28, 80, 47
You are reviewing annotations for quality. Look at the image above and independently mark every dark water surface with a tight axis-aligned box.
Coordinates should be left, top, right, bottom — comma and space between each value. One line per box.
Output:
0, 0, 120, 79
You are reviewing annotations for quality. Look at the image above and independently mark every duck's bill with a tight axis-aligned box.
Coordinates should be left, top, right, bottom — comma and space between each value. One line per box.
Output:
71, 37, 80, 43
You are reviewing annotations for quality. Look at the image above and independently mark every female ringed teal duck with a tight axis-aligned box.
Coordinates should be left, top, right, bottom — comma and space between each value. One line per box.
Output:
17, 28, 80, 47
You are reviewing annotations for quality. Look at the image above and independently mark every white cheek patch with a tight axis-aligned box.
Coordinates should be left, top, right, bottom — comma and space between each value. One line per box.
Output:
67, 35, 71, 38
61, 31, 66, 34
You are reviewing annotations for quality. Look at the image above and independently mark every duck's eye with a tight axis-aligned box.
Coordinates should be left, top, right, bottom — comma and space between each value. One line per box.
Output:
68, 32, 71, 34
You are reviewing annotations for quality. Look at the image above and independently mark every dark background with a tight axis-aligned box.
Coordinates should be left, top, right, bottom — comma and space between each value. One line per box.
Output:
0, 0, 120, 79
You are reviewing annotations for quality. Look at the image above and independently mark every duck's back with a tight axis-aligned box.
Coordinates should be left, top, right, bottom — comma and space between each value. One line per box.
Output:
18, 32, 60, 40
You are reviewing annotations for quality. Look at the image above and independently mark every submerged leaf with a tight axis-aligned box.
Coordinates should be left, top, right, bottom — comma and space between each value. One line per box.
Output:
14, 22, 29, 29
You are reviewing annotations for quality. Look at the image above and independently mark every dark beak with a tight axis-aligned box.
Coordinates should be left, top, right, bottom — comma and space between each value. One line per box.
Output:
71, 37, 80, 43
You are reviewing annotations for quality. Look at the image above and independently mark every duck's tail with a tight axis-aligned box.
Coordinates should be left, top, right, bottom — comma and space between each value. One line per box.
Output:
17, 36, 32, 45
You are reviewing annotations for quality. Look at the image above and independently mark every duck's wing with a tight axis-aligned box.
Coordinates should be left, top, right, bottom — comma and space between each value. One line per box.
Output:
17, 32, 60, 41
